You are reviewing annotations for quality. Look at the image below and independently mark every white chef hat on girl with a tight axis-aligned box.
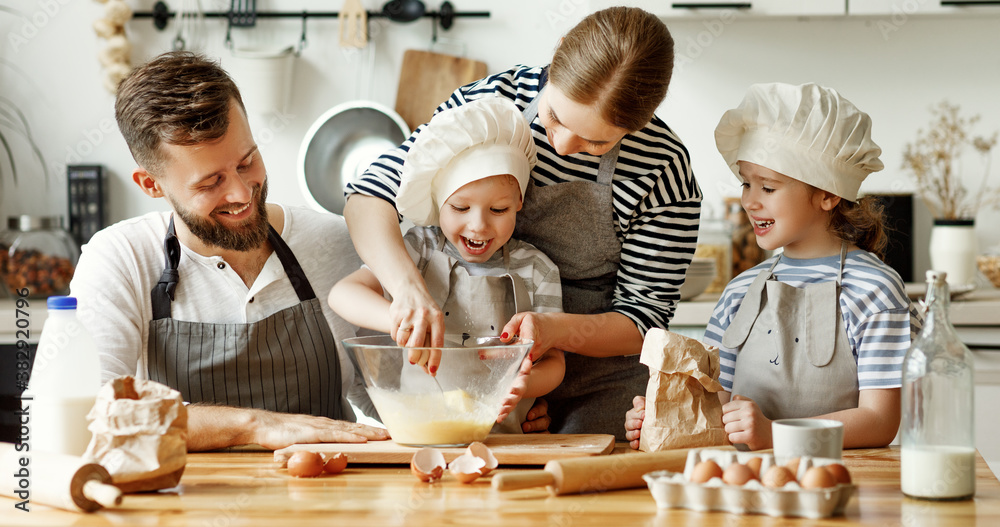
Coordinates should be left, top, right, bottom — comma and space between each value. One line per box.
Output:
396, 97, 537, 226
714, 82, 884, 202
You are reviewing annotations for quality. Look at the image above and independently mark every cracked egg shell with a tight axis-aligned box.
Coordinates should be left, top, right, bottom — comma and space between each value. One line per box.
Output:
465, 442, 498, 476
448, 453, 487, 484
286, 451, 324, 478
323, 452, 348, 474
410, 448, 446, 483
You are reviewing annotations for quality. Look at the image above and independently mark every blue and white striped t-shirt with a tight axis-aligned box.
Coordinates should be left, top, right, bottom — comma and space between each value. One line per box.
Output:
346, 65, 701, 334
704, 251, 922, 391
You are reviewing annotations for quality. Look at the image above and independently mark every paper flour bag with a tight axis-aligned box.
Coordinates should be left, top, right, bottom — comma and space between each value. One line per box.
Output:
638, 328, 728, 452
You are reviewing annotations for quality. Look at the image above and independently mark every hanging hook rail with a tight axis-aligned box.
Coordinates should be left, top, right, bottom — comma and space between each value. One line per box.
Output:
136, 1, 488, 32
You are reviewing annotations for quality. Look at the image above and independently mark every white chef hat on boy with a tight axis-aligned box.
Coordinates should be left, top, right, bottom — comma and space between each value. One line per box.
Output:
396, 97, 537, 226
714, 82, 884, 202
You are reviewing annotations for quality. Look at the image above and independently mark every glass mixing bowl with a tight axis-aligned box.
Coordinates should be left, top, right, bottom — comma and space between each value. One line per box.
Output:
343, 335, 532, 447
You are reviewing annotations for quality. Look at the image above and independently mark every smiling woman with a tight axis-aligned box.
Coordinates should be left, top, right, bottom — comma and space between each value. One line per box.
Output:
341, 6, 701, 440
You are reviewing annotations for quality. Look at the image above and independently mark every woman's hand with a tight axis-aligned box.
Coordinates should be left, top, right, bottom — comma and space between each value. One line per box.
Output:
721, 395, 772, 451
624, 395, 646, 450
500, 311, 559, 361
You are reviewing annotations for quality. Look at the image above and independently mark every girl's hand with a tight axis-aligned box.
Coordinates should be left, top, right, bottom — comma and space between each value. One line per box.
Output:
721, 395, 772, 450
624, 395, 646, 450
500, 312, 558, 361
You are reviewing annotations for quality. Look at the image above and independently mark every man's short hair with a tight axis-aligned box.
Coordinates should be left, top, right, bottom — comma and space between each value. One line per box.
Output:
115, 51, 246, 174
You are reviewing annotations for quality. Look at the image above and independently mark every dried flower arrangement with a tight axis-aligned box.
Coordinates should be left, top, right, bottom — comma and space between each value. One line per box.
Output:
903, 101, 999, 221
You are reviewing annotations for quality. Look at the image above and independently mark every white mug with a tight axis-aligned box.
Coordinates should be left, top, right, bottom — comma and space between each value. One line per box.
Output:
772, 419, 844, 460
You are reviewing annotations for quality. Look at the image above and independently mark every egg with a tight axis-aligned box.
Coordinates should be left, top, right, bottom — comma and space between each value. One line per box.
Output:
801, 465, 837, 489
785, 457, 801, 477
286, 451, 324, 478
448, 453, 487, 484
689, 460, 724, 483
410, 447, 446, 483
745, 456, 763, 478
824, 463, 852, 484
722, 462, 756, 486
324, 452, 348, 474
466, 442, 498, 476
762, 465, 797, 488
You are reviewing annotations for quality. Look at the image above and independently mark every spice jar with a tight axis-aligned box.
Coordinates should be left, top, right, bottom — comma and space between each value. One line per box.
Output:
694, 218, 732, 294
725, 197, 767, 278
2, 216, 79, 298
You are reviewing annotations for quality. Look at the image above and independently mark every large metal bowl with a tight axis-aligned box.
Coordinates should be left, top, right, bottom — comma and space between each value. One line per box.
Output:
298, 101, 409, 214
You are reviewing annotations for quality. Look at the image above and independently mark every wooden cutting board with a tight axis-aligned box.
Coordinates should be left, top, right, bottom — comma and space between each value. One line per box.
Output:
274, 434, 615, 466
394, 49, 487, 131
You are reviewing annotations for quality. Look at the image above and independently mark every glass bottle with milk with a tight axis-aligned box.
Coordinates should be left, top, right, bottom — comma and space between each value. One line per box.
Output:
901, 271, 975, 500
25, 296, 102, 456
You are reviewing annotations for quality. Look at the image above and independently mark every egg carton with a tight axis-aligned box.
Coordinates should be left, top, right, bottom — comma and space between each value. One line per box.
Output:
642, 448, 856, 519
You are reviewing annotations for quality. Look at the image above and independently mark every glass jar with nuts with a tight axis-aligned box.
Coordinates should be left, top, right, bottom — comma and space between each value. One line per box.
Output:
978, 245, 1000, 289
2, 216, 79, 298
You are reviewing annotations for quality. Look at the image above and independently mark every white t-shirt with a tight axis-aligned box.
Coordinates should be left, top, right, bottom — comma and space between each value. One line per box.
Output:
69, 204, 374, 419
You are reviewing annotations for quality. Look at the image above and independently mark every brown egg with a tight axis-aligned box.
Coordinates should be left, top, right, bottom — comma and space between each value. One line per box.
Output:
448, 453, 487, 484
785, 457, 801, 477
722, 463, 756, 486
323, 452, 348, 474
410, 448, 446, 483
824, 463, 852, 484
745, 457, 763, 478
287, 451, 324, 478
689, 460, 724, 483
762, 465, 796, 488
466, 442, 498, 476
801, 466, 837, 489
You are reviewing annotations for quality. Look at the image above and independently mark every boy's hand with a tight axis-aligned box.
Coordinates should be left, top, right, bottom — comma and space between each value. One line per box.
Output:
521, 398, 550, 433
496, 354, 533, 423
624, 395, 645, 450
722, 395, 772, 450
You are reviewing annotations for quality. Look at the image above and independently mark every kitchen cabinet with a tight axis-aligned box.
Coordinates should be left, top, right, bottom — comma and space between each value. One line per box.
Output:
848, 0, 1000, 15
591, 0, 845, 17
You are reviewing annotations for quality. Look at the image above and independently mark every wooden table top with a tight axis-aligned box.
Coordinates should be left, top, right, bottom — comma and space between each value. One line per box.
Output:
5, 445, 999, 526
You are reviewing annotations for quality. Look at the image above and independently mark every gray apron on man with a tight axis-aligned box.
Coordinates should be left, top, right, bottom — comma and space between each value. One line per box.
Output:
515, 81, 647, 439
721, 245, 858, 419
147, 217, 346, 420
419, 236, 533, 433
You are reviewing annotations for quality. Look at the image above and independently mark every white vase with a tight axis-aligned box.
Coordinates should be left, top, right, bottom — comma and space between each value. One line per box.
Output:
928, 219, 978, 287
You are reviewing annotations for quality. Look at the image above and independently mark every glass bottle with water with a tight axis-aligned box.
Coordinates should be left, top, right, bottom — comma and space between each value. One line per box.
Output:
25, 296, 102, 456
901, 271, 975, 500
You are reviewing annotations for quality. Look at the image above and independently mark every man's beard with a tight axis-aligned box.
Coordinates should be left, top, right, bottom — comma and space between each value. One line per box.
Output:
174, 180, 270, 252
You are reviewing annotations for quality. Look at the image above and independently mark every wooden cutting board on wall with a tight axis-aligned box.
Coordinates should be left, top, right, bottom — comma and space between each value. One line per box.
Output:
394, 49, 488, 132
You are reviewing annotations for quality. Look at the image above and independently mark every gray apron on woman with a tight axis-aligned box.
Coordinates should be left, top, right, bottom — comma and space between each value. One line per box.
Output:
721, 245, 858, 419
514, 84, 646, 439
419, 237, 533, 432
147, 217, 345, 420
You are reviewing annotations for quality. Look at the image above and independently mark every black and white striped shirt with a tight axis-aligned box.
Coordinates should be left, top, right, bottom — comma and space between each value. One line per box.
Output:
346, 65, 701, 334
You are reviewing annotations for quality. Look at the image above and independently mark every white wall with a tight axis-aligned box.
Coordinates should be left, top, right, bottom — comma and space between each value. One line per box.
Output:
2, 1, 1000, 276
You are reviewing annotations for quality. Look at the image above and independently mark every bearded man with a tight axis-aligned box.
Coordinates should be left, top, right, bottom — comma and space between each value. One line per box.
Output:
69, 51, 388, 451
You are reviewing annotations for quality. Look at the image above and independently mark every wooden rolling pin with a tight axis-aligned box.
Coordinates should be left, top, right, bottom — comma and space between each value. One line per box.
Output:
1, 442, 122, 512
493, 446, 733, 496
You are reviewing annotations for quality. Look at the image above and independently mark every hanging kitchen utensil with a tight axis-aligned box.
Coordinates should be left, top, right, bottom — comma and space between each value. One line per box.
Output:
172, 0, 205, 51
224, 0, 257, 50
382, 0, 425, 22
339, 0, 368, 48
394, 49, 486, 132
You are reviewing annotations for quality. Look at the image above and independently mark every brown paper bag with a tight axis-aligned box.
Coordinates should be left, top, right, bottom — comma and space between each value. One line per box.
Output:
84, 376, 188, 492
638, 328, 728, 452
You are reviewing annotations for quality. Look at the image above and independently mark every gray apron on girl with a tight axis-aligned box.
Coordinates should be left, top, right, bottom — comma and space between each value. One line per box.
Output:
419, 236, 533, 433
514, 82, 646, 439
721, 245, 858, 420
147, 217, 345, 420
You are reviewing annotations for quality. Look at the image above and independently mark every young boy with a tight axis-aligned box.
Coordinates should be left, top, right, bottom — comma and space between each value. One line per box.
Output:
330, 97, 565, 431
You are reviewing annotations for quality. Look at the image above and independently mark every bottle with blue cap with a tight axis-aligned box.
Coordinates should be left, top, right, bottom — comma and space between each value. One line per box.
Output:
25, 296, 102, 456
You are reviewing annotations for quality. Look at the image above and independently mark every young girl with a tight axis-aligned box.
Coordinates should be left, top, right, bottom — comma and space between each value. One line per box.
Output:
626, 83, 922, 450
344, 7, 699, 439
329, 97, 565, 432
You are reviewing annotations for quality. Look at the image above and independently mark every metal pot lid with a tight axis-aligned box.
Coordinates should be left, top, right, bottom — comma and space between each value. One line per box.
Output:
297, 101, 410, 214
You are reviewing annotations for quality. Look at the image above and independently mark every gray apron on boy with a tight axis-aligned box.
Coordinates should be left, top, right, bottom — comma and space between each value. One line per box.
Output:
514, 85, 646, 439
419, 237, 533, 433
721, 244, 858, 419
147, 217, 346, 420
